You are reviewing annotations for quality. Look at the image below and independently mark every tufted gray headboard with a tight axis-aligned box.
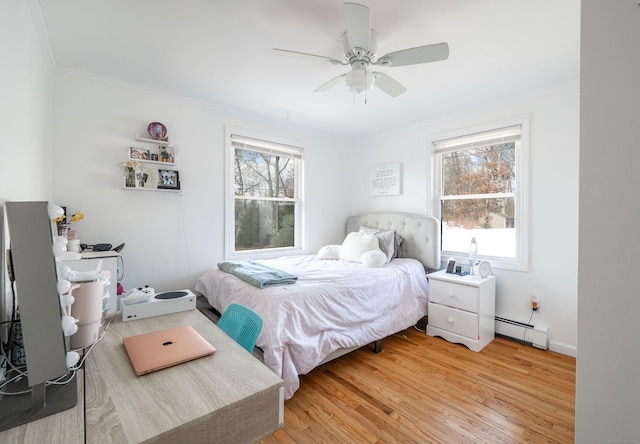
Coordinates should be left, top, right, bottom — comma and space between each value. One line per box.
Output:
346, 212, 441, 271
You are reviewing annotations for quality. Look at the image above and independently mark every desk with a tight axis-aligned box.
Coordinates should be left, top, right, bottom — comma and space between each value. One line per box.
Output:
0, 372, 84, 444
1, 309, 284, 443
86, 309, 284, 443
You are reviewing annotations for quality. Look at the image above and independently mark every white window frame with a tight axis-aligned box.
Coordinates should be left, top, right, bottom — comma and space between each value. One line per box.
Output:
432, 116, 529, 271
225, 127, 305, 260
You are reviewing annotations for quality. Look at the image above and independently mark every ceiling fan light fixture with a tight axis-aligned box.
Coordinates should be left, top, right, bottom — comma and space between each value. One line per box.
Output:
345, 63, 374, 94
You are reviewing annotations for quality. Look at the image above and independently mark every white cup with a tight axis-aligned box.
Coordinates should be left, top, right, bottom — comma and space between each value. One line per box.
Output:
67, 239, 81, 253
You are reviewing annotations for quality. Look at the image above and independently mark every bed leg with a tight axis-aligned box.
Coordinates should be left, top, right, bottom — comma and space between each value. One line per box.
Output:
373, 340, 382, 354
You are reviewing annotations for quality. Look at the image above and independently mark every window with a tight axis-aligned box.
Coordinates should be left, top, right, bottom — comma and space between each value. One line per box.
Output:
433, 119, 528, 270
226, 132, 303, 258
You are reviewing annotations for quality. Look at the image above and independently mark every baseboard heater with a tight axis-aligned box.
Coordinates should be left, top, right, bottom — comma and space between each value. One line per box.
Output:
495, 316, 548, 350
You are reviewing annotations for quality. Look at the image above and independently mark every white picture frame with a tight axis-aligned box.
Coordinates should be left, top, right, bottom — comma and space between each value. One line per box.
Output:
370, 163, 401, 196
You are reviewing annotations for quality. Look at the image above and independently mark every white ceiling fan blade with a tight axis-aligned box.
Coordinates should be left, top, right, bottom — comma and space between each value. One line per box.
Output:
372, 72, 407, 97
374, 43, 450, 67
343, 2, 370, 52
272, 48, 345, 65
314, 74, 347, 92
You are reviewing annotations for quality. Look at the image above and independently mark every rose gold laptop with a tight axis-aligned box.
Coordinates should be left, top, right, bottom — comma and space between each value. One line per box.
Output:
123, 325, 216, 376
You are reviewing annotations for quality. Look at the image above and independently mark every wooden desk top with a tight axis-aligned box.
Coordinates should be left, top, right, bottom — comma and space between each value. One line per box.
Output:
0, 371, 84, 444
85, 309, 283, 443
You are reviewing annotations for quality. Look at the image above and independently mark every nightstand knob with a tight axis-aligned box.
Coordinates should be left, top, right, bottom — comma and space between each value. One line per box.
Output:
447, 317, 455, 324
448, 291, 455, 298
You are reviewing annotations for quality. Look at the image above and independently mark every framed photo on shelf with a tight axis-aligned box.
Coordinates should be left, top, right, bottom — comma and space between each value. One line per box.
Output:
129, 147, 150, 160
136, 165, 158, 189
134, 170, 148, 189
158, 169, 180, 190
158, 145, 174, 163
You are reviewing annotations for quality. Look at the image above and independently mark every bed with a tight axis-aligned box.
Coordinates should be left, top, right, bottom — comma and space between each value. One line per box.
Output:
194, 212, 440, 399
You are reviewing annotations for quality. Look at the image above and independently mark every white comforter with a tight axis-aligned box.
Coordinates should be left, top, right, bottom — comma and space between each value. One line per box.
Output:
194, 254, 429, 399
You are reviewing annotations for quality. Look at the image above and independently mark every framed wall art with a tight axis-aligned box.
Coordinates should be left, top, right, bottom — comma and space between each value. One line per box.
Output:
370, 162, 401, 196
134, 165, 158, 189
158, 169, 180, 190
158, 145, 174, 163
129, 147, 150, 160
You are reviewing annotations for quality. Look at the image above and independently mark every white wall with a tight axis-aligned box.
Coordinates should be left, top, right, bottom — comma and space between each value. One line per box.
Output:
576, 1, 640, 441
350, 81, 580, 355
50, 72, 353, 292
0, 0, 52, 202
0, 0, 54, 333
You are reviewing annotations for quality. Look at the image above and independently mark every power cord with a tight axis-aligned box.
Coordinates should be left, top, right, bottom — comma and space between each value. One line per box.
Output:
523, 308, 537, 344
0, 313, 113, 396
1, 257, 20, 382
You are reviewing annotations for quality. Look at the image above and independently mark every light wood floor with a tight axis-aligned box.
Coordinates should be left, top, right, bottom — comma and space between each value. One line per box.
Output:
259, 327, 575, 444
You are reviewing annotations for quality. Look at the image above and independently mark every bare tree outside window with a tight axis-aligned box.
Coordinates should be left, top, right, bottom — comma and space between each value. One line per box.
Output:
436, 124, 524, 262
442, 143, 515, 230
234, 147, 297, 251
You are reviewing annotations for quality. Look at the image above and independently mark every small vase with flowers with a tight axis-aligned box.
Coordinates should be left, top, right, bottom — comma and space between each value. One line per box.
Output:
120, 160, 141, 188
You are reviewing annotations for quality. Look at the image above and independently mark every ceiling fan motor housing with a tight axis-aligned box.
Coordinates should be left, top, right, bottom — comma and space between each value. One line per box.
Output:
342, 30, 378, 63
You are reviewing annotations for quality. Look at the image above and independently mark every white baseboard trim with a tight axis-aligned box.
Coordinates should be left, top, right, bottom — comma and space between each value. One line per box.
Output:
548, 341, 577, 358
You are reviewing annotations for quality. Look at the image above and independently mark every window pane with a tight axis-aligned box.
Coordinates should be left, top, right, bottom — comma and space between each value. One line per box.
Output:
443, 143, 515, 196
441, 197, 516, 258
234, 149, 295, 198
234, 200, 295, 251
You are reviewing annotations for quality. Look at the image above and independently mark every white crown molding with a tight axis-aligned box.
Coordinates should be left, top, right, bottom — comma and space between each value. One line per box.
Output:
53, 66, 289, 128
55, 66, 181, 100
28, 0, 56, 68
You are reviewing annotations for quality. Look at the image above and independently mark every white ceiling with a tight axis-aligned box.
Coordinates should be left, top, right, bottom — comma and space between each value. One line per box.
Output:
36, 0, 580, 139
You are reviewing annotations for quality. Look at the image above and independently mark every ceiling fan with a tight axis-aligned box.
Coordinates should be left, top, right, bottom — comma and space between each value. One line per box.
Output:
273, 2, 449, 98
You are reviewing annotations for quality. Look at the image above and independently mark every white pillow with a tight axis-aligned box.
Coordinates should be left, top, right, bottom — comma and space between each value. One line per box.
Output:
361, 249, 387, 268
339, 232, 380, 263
359, 225, 395, 262
317, 244, 341, 260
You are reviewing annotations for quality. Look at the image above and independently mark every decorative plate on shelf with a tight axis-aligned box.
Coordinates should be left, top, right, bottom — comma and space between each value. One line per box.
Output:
147, 122, 167, 140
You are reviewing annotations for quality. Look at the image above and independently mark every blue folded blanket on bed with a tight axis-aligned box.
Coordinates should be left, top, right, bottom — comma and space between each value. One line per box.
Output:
217, 260, 298, 288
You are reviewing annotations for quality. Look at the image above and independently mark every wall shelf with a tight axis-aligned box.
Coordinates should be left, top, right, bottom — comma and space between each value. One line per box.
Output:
122, 129, 181, 191
135, 133, 173, 147
132, 158, 176, 167
121, 185, 181, 193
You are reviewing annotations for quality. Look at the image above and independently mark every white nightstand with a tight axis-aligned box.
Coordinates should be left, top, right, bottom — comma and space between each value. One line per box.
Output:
426, 270, 496, 352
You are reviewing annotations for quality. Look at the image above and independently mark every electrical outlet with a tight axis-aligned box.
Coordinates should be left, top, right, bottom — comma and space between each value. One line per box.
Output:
531, 296, 539, 311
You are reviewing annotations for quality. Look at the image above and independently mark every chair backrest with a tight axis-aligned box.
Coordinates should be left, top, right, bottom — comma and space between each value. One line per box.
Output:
217, 303, 263, 353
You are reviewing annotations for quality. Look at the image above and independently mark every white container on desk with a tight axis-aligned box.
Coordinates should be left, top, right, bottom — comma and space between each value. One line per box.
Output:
60, 251, 120, 315
69, 279, 104, 349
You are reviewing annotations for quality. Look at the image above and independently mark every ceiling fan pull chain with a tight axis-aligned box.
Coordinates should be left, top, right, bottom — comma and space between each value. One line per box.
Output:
364, 69, 368, 104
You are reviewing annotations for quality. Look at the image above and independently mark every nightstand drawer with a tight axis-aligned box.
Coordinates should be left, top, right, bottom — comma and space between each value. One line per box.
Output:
428, 303, 479, 339
429, 279, 480, 312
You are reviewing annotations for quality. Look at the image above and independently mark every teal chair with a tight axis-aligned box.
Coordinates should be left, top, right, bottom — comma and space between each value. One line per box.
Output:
217, 303, 263, 353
